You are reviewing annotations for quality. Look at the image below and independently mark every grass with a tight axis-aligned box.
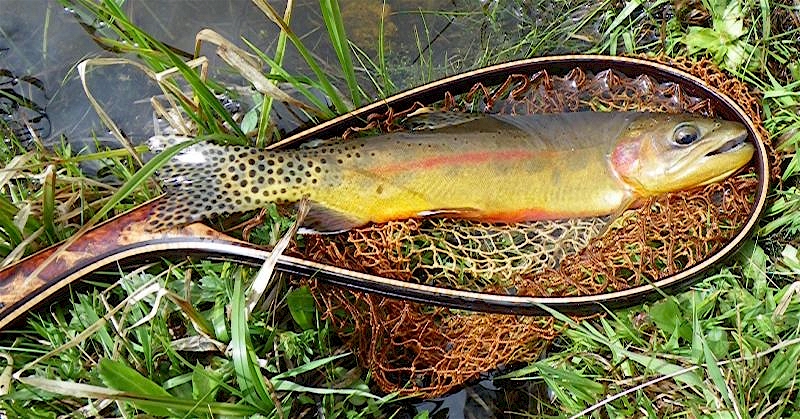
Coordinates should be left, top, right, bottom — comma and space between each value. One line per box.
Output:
1, 0, 800, 417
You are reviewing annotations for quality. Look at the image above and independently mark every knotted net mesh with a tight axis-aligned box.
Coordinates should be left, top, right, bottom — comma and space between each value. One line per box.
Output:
291, 56, 772, 397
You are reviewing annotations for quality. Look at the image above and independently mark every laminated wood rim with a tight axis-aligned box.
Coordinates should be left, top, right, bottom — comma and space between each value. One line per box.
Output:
0, 55, 769, 329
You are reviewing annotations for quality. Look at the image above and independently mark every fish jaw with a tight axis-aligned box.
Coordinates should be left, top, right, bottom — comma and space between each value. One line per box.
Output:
610, 114, 754, 197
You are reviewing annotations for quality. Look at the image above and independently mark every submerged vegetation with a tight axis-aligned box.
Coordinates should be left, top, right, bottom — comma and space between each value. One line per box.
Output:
1, 0, 800, 417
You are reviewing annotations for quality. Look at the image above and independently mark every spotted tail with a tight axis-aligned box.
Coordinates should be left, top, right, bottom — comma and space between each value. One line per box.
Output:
146, 135, 363, 233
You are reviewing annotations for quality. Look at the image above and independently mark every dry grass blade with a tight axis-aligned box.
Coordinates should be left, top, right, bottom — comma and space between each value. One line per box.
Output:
0, 154, 33, 188
0, 227, 43, 269
153, 56, 209, 119
17, 376, 130, 398
195, 29, 322, 117
0, 353, 12, 396
245, 199, 309, 317
77, 58, 149, 167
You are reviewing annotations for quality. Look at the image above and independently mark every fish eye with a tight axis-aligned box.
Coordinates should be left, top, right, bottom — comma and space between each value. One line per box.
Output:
672, 124, 701, 146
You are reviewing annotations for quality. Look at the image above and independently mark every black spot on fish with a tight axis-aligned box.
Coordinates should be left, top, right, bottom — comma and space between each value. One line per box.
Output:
376, 185, 384, 194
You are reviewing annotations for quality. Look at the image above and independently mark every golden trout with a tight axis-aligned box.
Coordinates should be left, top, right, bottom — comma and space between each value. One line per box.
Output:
148, 111, 753, 232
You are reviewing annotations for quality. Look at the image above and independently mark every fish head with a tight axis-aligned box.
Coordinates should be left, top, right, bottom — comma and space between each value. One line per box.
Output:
611, 113, 754, 196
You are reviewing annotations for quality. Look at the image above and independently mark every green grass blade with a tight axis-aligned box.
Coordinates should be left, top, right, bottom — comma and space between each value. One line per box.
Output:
319, 0, 362, 107
243, 39, 336, 118
256, 0, 293, 147
230, 274, 275, 410
0, 209, 23, 249
85, 138, 202, 227
253, 0, 350, 113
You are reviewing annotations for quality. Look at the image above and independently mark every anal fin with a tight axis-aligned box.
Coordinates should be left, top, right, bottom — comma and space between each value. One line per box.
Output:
299, 202, 367, 234
416, 208, 481, 218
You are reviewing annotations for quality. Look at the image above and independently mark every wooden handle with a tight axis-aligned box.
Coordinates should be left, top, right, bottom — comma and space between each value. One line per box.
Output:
0, 199, 247, 329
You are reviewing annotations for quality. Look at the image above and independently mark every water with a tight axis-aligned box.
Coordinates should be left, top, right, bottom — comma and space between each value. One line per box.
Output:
0, 0, 507, 148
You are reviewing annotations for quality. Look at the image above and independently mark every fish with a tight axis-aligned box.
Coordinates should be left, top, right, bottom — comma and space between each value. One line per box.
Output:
147, 111, 754, 233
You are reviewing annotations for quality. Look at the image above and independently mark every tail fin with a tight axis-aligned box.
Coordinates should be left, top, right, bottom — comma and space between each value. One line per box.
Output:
147, 135, 249, 231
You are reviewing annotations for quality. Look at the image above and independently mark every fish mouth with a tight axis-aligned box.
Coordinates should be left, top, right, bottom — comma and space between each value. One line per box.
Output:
704, 131, 749, 157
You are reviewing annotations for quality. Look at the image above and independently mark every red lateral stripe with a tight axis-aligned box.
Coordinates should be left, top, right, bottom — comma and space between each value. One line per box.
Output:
373, 149, 536, 174
472, 209, 579, 223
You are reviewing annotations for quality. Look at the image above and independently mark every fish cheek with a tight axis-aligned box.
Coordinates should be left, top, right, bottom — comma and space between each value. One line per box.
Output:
610, 138, 643, 188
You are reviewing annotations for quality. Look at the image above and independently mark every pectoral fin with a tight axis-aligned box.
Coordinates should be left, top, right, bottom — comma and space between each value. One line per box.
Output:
595, 194, 639, 238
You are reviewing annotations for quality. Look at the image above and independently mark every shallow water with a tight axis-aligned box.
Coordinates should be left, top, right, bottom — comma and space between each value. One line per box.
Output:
0, 0, 509, 148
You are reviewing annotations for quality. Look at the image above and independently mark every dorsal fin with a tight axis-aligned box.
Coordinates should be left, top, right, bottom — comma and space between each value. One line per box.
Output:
402, 109, 483, 131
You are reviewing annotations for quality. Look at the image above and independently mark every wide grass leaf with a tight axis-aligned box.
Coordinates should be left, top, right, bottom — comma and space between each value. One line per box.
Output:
287, 286, 316, 330
97, 358, 174, 417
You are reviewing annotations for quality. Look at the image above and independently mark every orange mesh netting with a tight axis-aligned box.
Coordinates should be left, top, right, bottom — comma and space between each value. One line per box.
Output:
291, 56, 773, 397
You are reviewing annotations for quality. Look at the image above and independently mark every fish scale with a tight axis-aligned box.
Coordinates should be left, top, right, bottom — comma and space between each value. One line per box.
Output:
148, 111, 754, 233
